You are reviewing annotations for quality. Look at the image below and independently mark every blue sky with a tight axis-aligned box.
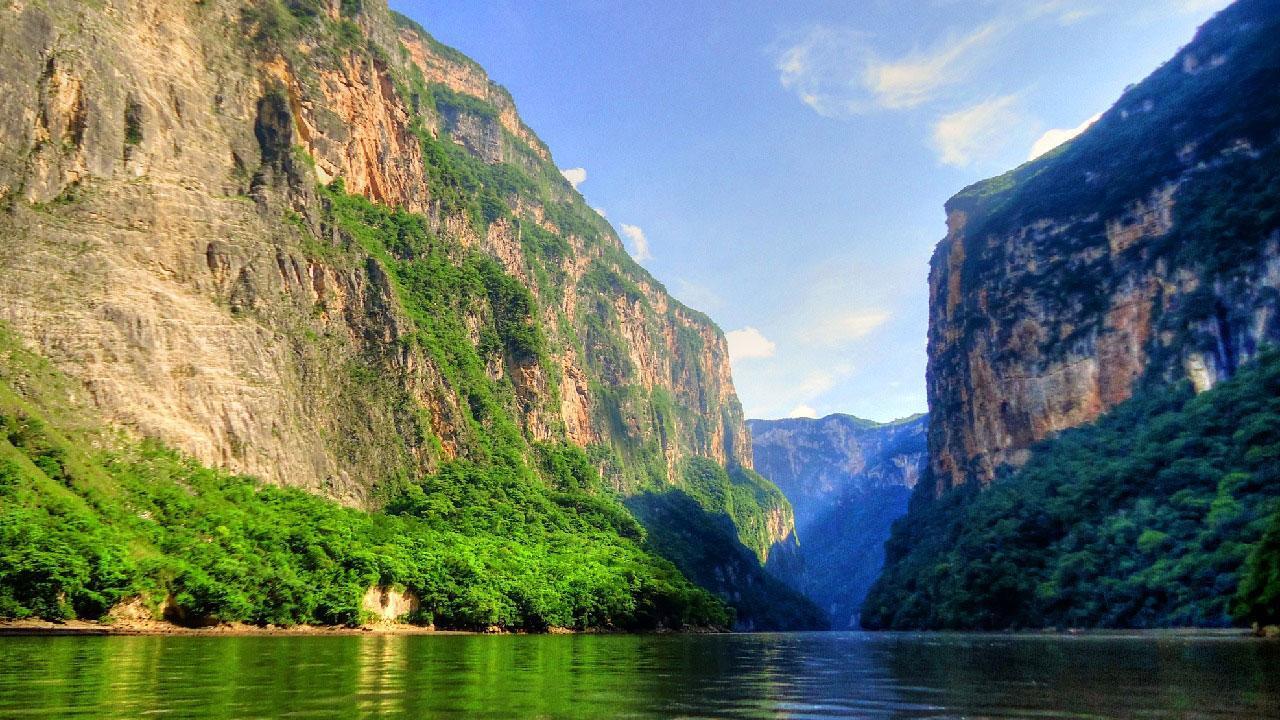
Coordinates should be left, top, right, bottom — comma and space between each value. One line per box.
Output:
390, 0, 1232, 422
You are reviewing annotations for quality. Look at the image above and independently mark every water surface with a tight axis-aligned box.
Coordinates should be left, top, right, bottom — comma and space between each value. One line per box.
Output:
0, 631, 1276, 718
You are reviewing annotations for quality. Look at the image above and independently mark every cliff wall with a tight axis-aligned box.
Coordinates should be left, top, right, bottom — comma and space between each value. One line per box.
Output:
927, 0, 1280, 492
0, 0, 803, 621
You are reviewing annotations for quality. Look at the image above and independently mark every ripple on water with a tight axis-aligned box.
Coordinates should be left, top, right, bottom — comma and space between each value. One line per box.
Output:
0, 631, 1276, 718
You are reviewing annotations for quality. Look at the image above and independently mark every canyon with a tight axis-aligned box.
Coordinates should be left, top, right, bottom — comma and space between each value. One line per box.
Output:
750, 414, 926, 628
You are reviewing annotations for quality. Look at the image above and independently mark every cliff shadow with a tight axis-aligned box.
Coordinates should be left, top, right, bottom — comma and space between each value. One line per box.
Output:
625, 489, 829, 631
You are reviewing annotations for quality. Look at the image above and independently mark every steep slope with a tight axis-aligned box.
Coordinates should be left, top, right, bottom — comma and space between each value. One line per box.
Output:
0, 0, 815, 628
749, 414, 927, 627
864, 350, 1280, 630
926, 0, 1280, 493
0, 323, 728, 629
866, 0, 1280, 630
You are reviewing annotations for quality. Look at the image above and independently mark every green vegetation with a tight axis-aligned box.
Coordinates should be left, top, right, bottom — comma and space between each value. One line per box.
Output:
863, 350, 1280, 630
675, 459, 782, 564
319, 179, 552, 468
241, 0, 370, 55
123, 98, 143, 147
618, 458, 826, 630
626, 487, 827, 631
384, 52, 811, 623
0, 324, 729, 630
311, 174, 814, 628
1234, 508, 1280, 628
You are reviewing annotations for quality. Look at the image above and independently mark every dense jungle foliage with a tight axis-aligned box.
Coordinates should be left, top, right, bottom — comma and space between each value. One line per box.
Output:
0, 324, 731, 630
863, 351, 1280, 630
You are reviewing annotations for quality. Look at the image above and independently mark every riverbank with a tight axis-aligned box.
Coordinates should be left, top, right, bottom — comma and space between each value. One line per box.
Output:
0, 618, 731, 637
2, 620, 1268, 638
0, 617, 460, 637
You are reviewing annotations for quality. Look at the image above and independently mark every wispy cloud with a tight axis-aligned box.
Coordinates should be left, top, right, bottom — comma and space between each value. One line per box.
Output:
560, 167, 587, 189
619, 224, 652, 262
787, 363, 857, 415
1028, 111, 1101, 160
797, 371, 835, 398
775, 27, 875, 117
802, 309, 892, 346
932, 95, 1025, 166
726, 327, 777, 362
864, 23, 1003, 109
774, 2, 1100, 120
774, 14, 1013, 117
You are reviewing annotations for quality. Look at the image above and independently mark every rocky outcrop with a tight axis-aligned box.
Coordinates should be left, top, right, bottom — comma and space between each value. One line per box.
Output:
361, 585, 419, 623
926, 0, 1280, 492
750, 414, 927, 627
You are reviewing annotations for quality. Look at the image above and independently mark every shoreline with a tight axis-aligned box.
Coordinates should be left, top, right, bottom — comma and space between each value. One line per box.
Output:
0, 618, 481, 637
0, 618, 1270, 639
0, 618, 728, 637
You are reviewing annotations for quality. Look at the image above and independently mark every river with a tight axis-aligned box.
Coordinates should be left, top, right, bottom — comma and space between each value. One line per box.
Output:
0, 631, 1275, 718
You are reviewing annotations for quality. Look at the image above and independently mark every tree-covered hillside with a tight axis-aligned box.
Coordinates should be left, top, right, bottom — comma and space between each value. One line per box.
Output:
863, 350, 1280, 630
0, 323, 731, 630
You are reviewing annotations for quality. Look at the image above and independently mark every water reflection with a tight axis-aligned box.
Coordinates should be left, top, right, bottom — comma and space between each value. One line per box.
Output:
0, 631, 1275, 718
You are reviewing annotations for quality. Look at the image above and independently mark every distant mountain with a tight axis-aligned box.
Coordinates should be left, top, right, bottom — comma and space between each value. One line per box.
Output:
749, 414, 927, 627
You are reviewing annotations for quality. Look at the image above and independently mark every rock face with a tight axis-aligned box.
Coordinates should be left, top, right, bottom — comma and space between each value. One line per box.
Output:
927, 0, 1280, 493
749, 414, 927, 627
0, 0, 799, 620
361, 585, 420, 624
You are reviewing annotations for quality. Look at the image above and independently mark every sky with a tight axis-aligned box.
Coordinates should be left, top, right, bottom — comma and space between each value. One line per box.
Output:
389, 0, 1233, 422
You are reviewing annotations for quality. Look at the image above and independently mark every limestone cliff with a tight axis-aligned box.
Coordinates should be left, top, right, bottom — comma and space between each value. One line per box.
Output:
749, 414, 927, 627
927, 0, 1280, 492
0, 0, 800, 621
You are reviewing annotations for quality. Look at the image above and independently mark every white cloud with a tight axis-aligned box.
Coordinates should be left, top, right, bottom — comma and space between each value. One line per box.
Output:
831, 310, 891, 342
788, 404, 818, 419
619, 224, 652, 262
863, 23, 1002, 110
798, 371, 836, 398
593, 207, 607, 218
1028, 111, 1102, 160
796, 364, 855, 398
803, 310, 891, 346
1054, 7, 1097, 25
560, 167, 587, 189
726, 327, 776, 362
774, 17, 1008, 117
932, 95, 1025, 167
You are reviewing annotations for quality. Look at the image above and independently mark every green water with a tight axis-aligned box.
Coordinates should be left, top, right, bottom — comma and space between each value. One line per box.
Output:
0, 631, 1276, 718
